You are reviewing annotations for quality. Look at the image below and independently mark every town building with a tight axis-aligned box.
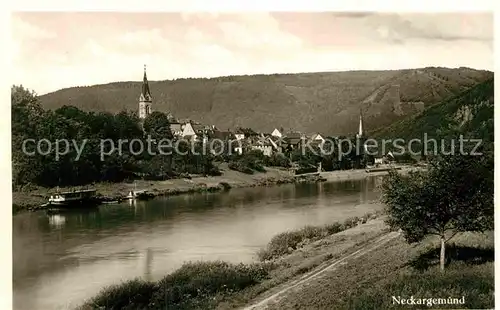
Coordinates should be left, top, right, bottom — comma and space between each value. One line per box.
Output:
169, 122, 183, 136
234, 129, 245, 141
284, 132, 305, 149
271, 128, 283, 138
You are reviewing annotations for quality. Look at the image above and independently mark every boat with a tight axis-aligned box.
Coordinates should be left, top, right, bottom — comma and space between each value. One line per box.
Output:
126, 190, 154, 200
101, 200, 120, 204
126, 182, 154, 200
47, 189, 98, 207
127, 189, 143, 199
365, 166, 402, 173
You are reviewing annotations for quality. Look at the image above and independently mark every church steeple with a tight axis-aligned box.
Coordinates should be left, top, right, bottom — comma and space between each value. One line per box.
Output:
357, 109, 364, 138
139, 65, 152, 119
140, 64, 152, 102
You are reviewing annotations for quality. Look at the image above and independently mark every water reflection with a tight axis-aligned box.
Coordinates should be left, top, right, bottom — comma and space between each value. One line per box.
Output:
13, 177, 384, 310
48, 214, 66, 229
144, 248, 153, 282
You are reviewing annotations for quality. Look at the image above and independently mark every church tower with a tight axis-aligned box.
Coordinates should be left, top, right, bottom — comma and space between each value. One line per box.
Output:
356, 109, 364, 139
139, 65, 152, 119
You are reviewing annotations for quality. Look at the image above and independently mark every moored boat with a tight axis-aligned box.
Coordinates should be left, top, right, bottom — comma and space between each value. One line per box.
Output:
126, 182, 154, 200
47, 189, 99, 207
126, 190, 154, 200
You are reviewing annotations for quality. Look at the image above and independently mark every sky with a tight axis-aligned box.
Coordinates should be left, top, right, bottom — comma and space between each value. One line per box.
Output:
11, 11, 493, 95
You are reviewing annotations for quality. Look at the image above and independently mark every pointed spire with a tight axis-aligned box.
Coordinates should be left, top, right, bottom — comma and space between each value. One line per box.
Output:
357, 108, 363, 138
141, 64, 152, 101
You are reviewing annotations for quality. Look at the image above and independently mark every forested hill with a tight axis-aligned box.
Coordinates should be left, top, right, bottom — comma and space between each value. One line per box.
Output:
39, 67, 492, 136
371, 78, 494, 143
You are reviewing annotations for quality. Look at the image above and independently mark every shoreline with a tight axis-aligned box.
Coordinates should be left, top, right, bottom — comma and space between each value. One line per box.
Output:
320, 165, 423, 181
12, 165, 298, 213
80, 211, 493, 310
12, 164, 423, 214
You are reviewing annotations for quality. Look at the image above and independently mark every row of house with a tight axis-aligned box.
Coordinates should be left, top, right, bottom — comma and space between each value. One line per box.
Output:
164, 114, 328, 157
137, 65, 371, 159
246, 129, 326, 156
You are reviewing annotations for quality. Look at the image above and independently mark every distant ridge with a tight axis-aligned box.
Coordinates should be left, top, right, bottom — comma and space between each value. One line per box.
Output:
39, 67, 493, 136
372, 78, 494, 143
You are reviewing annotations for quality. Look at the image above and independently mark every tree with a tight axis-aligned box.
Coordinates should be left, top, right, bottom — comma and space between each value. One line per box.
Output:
236, 127, 258, 137
11, 86, 46, 187
381, 151, 493, 271
143, 112, 174, 177
143, 111, 173, 140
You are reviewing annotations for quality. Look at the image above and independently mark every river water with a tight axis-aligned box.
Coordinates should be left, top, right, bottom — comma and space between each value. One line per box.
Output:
13, 177, 384, 310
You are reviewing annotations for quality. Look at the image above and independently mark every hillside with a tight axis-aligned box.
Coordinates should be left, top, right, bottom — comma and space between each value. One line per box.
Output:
39, 67, 492, 136
371, 78, 494, 143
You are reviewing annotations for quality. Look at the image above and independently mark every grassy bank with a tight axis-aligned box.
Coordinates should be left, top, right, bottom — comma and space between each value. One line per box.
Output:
77, 212, 382, 309
78, 261, 277, 310
241, 227, 494, 310
319, 165, 424, 182
77, 212, 493, 309
257, 211, 382, 261
342, 261, 493, 309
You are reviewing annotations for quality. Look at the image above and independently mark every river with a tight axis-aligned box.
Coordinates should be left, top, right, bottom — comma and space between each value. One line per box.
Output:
13, 177, 384, 310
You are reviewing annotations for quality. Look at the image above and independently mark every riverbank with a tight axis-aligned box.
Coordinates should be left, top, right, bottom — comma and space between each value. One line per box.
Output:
12, 164, 422, 214
77, 211, 382, 309
236, 222, 493, 310
320, 164, 424, 182
12, 164, 299, 213
79, 212, 493, 309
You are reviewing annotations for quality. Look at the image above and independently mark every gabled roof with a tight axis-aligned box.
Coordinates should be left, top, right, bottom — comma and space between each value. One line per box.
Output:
170, 123, 182, 132
210, 130, 234, 140
285, 132, 303, 139
283, 132, 304, 145
192, 124, 206, 132
311, 134, 326, 143
269, 136, 282, 143
286, 138, 302, 145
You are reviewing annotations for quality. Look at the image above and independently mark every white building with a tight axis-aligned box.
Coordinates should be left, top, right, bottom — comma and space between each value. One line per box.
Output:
271, 128, 283, 138
310, 133, 325, 143
252, 144, 273, 156
235, 133, 245, 140
181, 123, 199, 141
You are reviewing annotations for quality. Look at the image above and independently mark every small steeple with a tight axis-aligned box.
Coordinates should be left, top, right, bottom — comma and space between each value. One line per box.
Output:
357, 109, 364, 138
141, 64, 152, 102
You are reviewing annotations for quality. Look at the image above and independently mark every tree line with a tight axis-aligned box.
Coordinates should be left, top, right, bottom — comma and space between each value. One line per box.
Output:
12, 85, 387, 188
12, 85, 220, 189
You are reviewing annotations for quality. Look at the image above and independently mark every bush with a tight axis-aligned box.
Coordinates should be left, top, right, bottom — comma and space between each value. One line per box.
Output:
228, 152, 267, 174
258, 213, 378, 261
150, 261, 270, 308
263, 231, 305, 258
229, 161, 254, 174
324, 222, 343, 234
81, 261, 272, 310
80, 279, 156, 310
342, 216, 360, 230
219, 182, 232, 191
265, 153, 291, 168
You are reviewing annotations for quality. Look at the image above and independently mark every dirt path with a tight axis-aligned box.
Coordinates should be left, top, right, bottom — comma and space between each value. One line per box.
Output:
242, 231, 401, 310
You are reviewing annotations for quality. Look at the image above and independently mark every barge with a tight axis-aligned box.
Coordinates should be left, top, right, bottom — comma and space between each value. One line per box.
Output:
47, 189, 99, 207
